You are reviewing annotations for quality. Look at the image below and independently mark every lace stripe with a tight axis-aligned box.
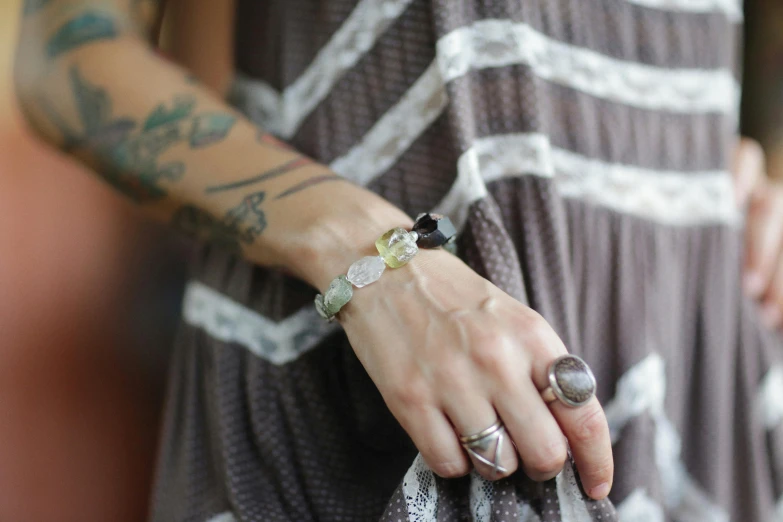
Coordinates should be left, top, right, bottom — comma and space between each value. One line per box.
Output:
232, 0, 415, 138
624, 0, 742, 21
431, 133, 739, 230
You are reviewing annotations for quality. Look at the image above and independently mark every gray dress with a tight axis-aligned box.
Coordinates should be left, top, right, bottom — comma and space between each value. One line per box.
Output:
150, 1, 783, 520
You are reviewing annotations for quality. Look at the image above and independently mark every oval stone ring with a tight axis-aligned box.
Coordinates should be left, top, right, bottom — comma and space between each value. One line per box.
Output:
541, 354, 597, 408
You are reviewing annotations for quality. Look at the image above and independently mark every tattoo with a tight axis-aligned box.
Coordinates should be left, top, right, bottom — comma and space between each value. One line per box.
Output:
275, 174, 343, 200
39, 65, 236, 202
46, 11, 118, 58
144, 96, 196, 130
23, 0, 50, 15
172, 192, 267, 251
204, 157, 313, 194
189, 113, 236, 148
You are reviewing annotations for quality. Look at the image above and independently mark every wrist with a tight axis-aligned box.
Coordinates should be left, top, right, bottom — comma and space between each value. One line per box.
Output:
279, 190, 413, 290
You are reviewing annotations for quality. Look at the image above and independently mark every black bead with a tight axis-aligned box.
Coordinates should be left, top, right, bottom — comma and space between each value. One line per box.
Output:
413, 213, 457, 249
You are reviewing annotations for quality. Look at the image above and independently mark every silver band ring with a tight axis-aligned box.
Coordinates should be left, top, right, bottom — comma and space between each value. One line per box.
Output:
541, 354, 596, 408
459, 419, 508, 477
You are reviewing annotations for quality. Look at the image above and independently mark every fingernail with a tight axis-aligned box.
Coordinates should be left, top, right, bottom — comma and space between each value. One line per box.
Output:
744, 272, 765, 297
760, 303, 782, 328
588, 482, 611, 500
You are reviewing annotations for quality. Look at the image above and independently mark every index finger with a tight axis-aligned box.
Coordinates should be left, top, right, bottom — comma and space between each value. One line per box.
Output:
549, 397, 614, 500
530, 356, 614, 500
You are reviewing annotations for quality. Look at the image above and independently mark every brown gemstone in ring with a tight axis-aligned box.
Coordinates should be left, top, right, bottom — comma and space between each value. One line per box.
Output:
548, 355, 596, 407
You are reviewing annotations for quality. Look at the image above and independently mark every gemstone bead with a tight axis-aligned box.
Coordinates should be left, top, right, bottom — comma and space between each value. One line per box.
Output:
412, 213, 457, 249
347, 256, 386, 288
550, 355, 596, 407
315, 275, 353, 321
375, 228, 419, 268
314, 294, 331, 321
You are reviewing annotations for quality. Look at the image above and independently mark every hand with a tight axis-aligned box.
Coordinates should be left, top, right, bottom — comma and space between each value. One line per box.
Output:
735, 138, 783, 327
339, 248, 614, 499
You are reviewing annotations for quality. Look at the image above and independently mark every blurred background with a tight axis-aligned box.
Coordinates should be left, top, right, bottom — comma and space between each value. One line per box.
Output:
0, 1, 185, 520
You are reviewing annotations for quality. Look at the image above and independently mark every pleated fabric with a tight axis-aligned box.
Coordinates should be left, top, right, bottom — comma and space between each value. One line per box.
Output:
150, 1, 783, 521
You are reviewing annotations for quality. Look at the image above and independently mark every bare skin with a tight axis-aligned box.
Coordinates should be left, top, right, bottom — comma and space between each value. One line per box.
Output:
13, 0, 614, 496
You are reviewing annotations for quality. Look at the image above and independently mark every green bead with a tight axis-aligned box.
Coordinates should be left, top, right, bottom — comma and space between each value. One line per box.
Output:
314, 294, 331, 321
314, 275, 354, 321
323, 275, 353, 313
375, 227, 419, 268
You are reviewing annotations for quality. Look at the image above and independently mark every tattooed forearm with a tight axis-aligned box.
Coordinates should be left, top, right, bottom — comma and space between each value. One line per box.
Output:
204, 157, 313, 194
39, 65, 237, 202
274, 174, 344, 200
172, 192, 267, 252
47, 11, 118, 58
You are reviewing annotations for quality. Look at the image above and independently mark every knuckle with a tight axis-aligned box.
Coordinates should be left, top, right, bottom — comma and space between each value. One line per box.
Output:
472, 335, 511, 373
433, 362, 469, 391
571, 405, 609, 445
519, 313, 563, 356
525, 441, 567, 477
741, 137, 764, 163
388, 378, 431, 408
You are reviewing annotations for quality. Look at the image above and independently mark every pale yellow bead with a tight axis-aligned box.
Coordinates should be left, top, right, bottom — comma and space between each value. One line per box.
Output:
375, 227, 418, 268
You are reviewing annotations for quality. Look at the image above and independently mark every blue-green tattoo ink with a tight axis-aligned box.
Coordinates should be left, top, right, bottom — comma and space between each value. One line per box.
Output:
47, 12, 118, 58
143, 96, 196, 130
189, 113, 237, 148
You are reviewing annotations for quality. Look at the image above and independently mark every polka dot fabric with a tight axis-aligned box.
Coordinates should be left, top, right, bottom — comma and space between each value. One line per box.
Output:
150, 0, 783, 520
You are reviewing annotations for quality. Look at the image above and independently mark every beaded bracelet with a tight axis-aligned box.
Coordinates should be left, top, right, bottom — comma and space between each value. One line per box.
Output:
314, 213, 457, 322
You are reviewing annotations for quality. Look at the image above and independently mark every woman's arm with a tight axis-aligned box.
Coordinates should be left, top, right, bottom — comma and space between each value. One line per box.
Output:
14, 0, 409, 290
14, 0, 614, 496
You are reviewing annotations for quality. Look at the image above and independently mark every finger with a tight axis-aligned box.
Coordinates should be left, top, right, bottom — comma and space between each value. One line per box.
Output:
744, 194, 783, 298
549, 396, 614, 500
443, 394, 518, 480
528, 354, 613, 500
733, 138, 766, 208
392, 398, 471, 479
760, 256, 783, 328
493, 377, 568, 482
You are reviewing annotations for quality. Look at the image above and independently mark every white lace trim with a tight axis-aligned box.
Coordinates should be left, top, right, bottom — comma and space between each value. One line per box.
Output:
616, 489, 665, 522
233, 0, 414, 138
554, 148, 739, 227
624, 0, 742, 22
604, 353, 666, 443
204, 513, 236, 522
182, 281, 341, 365
436, 19, 738, 116
402, 454, 438, 522
329, 62, 448, 184
468, 473, 494, 522
602, 353, 730, 522
555, 464, 592, 522
758, 365, 783, 430
433, 133, 740, 230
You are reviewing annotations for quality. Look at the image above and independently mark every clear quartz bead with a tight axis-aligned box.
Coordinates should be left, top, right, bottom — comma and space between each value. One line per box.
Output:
347, 256, 386, 288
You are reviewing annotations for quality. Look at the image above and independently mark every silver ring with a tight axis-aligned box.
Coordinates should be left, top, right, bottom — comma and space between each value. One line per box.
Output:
459, 419, 508, 477
541, 354, 596, 408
